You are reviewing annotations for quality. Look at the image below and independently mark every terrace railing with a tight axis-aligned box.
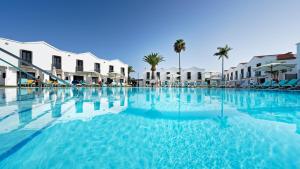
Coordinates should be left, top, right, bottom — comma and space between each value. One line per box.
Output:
0, 47, 71, 86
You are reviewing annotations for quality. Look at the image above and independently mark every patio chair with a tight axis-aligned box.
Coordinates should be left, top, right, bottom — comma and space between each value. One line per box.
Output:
19, 78, 28, 87
80, 80, 87, 87
27, 79, 35, 87
111, 81, 117, 87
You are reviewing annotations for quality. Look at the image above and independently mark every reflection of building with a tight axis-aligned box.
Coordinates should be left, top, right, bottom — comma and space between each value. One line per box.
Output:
0, 88, 128, 134
0, 37, 128, 86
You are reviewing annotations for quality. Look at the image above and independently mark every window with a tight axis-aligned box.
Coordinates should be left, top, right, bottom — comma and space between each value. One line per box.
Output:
20, 50, 32, 66
121, 67, 125, 75
146, 72, 150, 79
52, 55, 61, 69
94, 63, 100, 73
240, 69, 244, 79
197, 72, 202, 80
187, 72, 191, 80
166, 72, 170, 80
255, 63, 261, 77
247, 66, 251, 77
235, 71, 238, 80
156, 72, 160, 79
76, 60, 83, 71
230, 72, 233, 80
109, 65, 114, 73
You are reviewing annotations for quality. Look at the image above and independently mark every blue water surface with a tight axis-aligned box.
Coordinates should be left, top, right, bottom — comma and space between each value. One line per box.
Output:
0, 87, 299, 169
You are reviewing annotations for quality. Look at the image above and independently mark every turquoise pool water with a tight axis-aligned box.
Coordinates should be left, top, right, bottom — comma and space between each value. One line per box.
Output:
0, 87, 299, 168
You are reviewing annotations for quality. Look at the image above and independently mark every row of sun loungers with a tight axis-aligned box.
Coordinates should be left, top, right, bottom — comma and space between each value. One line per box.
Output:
158, 81, 209, 88
246, 79, 300, 90
19, 78, 125, 88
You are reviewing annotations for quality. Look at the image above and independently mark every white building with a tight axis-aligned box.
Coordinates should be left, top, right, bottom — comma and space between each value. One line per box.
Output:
0, 38, 128, 86
143, 67, 205, 85
224, 52, 298, 86
297, 43, 300, 78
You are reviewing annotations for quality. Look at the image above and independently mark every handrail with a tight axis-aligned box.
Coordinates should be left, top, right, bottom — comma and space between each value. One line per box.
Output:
0, 47, 71, 86
0, 57, 39, 84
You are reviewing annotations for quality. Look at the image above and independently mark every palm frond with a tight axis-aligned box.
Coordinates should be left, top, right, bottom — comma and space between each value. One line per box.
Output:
214, 45, 232, 60
143, 53, 164, 69
174, 39, 186, 53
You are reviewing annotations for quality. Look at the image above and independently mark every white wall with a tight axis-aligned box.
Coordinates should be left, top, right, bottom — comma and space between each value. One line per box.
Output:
0, 38, 128, 86
143, 67, 205, 82
297, 43, 300, 78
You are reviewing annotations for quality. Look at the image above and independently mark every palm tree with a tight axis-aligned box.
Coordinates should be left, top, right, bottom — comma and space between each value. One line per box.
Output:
128, 66, 135, 82
143, 53, 164, 81
174, 39, 186, 82
214, 45, 232, 85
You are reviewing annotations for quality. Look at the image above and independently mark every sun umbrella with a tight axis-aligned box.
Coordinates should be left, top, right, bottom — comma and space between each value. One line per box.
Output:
254, 62, 295, 80
108, 72, 122, 82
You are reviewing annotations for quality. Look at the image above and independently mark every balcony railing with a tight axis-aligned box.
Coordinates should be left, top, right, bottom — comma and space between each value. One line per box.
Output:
246, 72, 251, 78
52, 64, 61, 70
255, 72, 262, 77
76, 66, 83, 72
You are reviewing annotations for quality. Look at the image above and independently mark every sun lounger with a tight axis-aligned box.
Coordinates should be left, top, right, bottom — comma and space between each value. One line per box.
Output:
279, 79, 298, 89
196, 81, 201, 87
256, 80, 273, 89
269, 80, 287, 89
287, 80, 300, 90
183, 81, 189, 87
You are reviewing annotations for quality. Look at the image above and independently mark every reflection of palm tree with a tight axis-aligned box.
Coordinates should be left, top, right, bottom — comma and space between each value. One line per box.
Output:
217, 89, 229, 128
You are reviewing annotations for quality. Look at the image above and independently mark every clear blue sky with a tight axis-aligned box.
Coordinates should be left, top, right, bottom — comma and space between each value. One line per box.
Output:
1, 0, 300, 77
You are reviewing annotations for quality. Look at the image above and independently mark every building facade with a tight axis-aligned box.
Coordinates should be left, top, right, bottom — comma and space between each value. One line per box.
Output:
224, 52, 298, 86
143, 67, 205, 85
297, 43, 300, 78
0, 38, 128, 86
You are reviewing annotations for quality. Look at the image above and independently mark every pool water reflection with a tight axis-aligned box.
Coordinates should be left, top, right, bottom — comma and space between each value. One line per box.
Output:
0, 87, 300, 168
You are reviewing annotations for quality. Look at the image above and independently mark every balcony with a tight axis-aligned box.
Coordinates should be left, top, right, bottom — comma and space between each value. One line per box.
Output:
255, 71, 262, 77
240, 74, 244, 79
246, 72, 251, 78
52, 64, 61, 70
76, 66, 83, 72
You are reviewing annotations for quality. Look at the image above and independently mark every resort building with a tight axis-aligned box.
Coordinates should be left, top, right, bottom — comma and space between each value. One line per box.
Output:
143, 67, 205, 85
297, 42, 300, 78
0, 38, 128, 86
224, 52, 298, 86
204, 71, 222, 86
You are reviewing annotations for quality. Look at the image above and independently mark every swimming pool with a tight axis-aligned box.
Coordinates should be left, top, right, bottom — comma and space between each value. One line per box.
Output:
0, 87, 299, 168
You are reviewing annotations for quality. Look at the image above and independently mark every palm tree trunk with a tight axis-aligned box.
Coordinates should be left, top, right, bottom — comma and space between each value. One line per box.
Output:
222, 56, 224, 86
179, 52, 181, 82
